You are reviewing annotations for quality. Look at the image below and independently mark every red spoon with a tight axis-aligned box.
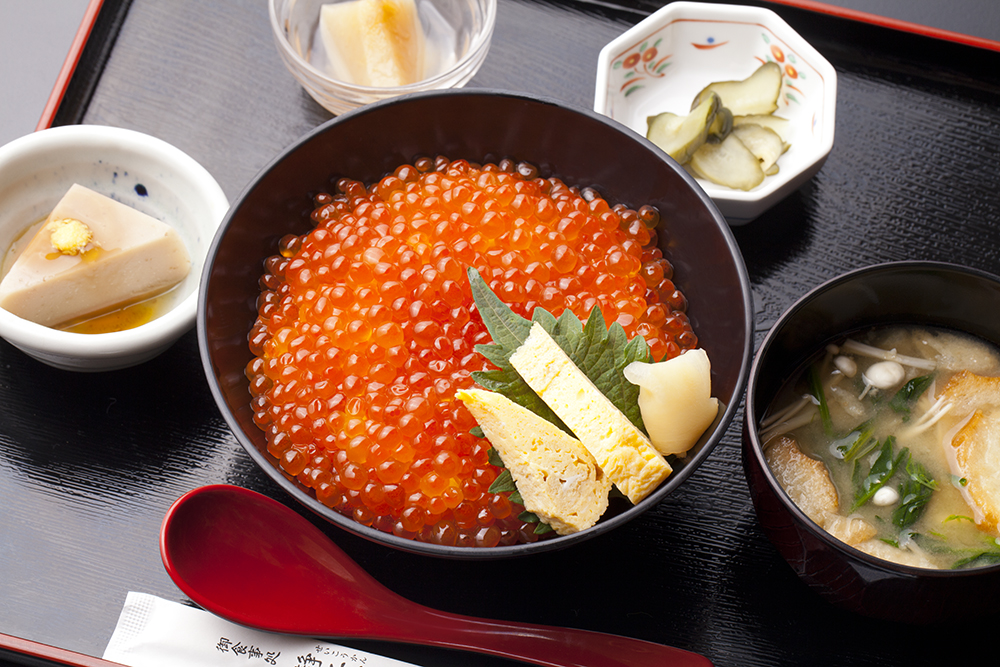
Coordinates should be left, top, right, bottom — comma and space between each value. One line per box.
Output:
160, 484, 712, 667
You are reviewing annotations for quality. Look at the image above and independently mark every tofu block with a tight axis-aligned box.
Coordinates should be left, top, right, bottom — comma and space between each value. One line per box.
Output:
509, 322, 672, 504
320, 0, 425, 87
0, 184, 191, 327
457, 388, 611, 535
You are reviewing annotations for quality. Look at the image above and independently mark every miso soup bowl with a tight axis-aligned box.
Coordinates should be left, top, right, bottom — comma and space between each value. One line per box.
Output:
200, 89, 754, 559
743, 261, 1000, 623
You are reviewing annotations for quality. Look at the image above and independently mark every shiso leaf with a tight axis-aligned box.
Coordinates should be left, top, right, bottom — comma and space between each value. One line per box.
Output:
487, 447, 505, 468
488, 468, 518, 494
468, 266, 657, 532
487, 453, 552, 532
469, 270, 570, 434
468, 267, 650, 433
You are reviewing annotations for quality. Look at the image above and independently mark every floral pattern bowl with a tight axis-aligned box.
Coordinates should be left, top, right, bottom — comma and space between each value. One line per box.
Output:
594, 2, 837, 225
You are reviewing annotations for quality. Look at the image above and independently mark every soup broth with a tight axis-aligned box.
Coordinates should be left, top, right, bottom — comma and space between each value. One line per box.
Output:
761, 326, 1000, 570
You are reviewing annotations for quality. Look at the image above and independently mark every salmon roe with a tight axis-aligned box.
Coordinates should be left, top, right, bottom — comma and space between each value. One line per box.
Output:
246, 157, 698, 547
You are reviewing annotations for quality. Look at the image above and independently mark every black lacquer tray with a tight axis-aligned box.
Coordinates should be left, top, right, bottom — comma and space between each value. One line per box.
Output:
4, 1, 1000, 665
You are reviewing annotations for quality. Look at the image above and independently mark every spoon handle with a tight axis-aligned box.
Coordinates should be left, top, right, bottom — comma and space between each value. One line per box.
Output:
161, 485, 712, 667
365, 605, 712, 667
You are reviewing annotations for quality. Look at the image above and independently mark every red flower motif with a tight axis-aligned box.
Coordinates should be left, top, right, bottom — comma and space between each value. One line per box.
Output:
784, 64, 798, 79
770, 44, 785, 62
623, 53, 641, 68
642, 47, 658, 62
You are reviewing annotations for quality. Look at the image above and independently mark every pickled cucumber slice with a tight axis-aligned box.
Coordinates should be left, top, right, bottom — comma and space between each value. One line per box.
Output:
733, 114, 792, 143
689, 133, 765, 191
646, 92, 722, 163
732, 123, 787, 173
692, 62, 782, 117
707, 105, 733, 143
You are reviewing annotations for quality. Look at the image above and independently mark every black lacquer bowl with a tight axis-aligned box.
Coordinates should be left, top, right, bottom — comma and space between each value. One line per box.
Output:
199, 89, 754, 559
743, 261, 1000, 623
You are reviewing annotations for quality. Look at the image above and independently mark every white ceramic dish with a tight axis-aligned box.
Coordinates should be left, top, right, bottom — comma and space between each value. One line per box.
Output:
269, 0, 497, 115
0, 124, 229, 372
594, 1, 837, 225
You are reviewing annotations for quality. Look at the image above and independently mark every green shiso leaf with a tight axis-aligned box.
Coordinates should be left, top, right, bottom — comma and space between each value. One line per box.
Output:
469, 269, 570, 434
488, 468, 518, 494
467, 267, 650, 434
487, 447, 504, 468
534, 521, 554, 534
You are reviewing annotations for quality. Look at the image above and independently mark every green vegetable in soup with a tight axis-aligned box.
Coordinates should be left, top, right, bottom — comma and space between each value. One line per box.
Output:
807, 364, 833, 436
890, 374, 935, 415
892, 456, 937, 528
851, 437, 905, 511
838, 422, 876, 461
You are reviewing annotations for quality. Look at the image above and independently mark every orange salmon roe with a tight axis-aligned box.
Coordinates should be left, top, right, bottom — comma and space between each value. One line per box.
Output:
247, 157, 697, 547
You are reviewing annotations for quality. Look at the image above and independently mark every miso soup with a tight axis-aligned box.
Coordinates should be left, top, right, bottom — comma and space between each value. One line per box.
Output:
760, 326, 1000, 570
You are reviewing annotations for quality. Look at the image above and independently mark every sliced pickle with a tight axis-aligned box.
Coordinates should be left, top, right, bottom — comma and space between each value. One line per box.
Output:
732, 123, 787, 172
707, 105, 733, 144
733, 113, 792, 143
692, 61, 782, 117
646, 92, 721, 163
647, 62, 795, 192
689, 134, 765, 191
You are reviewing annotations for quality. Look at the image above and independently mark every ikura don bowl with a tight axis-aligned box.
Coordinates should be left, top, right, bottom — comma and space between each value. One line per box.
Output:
199, 89, 754, 558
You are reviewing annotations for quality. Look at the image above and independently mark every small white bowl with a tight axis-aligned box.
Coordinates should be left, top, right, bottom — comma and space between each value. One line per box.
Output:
595, 1, 837, 225
269, 0, 497, 115
0, 125, 229, 372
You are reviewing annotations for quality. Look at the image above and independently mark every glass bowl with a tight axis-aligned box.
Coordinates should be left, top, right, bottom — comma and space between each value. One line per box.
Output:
269, 0, 497, 115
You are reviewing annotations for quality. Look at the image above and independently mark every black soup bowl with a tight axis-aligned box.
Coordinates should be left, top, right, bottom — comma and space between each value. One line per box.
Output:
199, 89, 754, 559
743, 260, 1000, 623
